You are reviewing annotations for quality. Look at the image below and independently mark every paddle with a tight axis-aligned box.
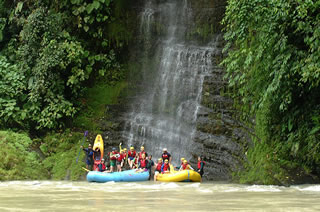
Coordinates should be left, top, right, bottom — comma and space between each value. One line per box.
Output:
76, 131, 88, 163
82, 167, 90, 172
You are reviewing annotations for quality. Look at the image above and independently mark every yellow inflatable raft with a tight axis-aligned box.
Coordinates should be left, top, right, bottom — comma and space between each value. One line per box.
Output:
156, 169, 201, 182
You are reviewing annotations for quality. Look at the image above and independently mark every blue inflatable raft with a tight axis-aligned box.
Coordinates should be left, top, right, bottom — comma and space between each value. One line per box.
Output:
87, 170, 149, 182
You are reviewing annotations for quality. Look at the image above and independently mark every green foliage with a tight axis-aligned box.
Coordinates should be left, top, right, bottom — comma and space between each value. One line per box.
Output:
0, 56, 25, 126
0, 0, 132, 132
0, 7, 83, 130
222, 0, 320, 184
0, 131, 48, 180
41, 131, 86, 180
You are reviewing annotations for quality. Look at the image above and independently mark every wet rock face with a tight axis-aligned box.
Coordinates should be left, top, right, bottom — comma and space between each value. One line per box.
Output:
189, 0, 227, 32
186, 0, 251, 180
194, 63, 250, 180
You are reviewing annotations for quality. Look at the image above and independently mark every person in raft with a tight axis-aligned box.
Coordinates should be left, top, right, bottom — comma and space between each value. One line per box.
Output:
154, 158, 163, 181
116, 150, 123, 172
138, 146, 147, 162
81, 144, 94, 170
162, 148, 172, 164
132, 155, 139, 169
121, 148, 127, 168
197, 156, 206, 178
119, 143, 128, 169
175, 157, 185, 170
161, 159, 171, 174
98, 158, 106, 172
109, 147, 118, 172
179, 160, 194, 171
146, 155, 155, 180
138, 153, 148, 171
128, 146, 136, 169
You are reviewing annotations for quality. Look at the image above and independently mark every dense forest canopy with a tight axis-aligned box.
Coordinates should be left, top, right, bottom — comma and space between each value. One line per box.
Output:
0, 0, 130, 133
222, 0, 320, 183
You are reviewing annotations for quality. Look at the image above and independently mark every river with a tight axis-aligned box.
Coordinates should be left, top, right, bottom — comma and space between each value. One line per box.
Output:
1, 181, 319, 211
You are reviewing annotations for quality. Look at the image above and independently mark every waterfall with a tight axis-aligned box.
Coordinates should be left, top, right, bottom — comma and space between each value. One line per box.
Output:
123, 0, 217, 165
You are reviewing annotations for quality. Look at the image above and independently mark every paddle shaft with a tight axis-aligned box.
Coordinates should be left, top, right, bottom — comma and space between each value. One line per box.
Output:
76, 131, 88, 163
82, 167, 90, 172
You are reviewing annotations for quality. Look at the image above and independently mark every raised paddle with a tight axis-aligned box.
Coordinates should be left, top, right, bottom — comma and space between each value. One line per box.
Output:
76, 131, 88, 163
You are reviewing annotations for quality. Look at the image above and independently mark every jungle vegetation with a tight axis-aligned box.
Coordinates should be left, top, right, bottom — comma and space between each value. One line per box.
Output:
0, 0, 132, 180
0, 0, 131, 132
222, 0, 320, 184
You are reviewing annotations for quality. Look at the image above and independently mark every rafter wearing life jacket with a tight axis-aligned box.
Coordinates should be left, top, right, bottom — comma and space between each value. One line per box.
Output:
109, 150, 118, 160
128, 148, 136, 160
161, 159, 170, 173
197, 156, 206, 177
162, 148, 171, 162
156, 159, 163, 172
138, 146, 147, 162
98, 159, 106, 172
139, 158, 148, 169
117, 153, 123, 162
197, 160, 206, 170
179, 160, 194, 171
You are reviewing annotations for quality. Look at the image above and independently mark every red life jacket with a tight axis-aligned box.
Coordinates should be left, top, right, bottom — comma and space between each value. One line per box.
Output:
182, 163, 190, 170
138, 151, 146, 160
197, 161, 206, 169
122, 153, 127, 159
139, 159, 148, 168
128, 150, 136, 157
117, 154, 123, 162
99, 163, 106, 172
156, 162, 162, 171
109, 151, 118, 160
162, 153, 170, 160
162, 163, 170, 172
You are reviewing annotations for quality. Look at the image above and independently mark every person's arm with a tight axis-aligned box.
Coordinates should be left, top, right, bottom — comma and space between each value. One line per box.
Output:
119, 143, 122, 152
189, 165, 194, 170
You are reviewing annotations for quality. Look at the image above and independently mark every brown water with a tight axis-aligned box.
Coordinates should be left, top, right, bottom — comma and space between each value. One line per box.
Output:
0, 181, 320, 211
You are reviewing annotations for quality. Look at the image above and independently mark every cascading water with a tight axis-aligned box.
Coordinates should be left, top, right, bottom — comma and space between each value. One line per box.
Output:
123, 0, 218, 165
